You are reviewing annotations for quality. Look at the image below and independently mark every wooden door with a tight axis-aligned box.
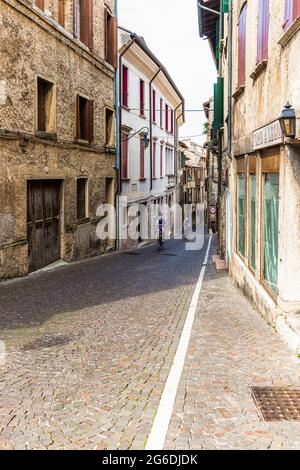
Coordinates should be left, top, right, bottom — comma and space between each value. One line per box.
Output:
27, 180, 61, 272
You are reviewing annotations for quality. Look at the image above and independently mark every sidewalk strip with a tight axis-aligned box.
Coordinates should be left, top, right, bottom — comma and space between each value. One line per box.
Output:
145, 235, 212, 450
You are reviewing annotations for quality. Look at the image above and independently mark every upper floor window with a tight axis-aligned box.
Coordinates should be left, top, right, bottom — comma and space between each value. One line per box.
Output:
37, 77, 56, 134
76, 95, 93, 142
122, 65, 128, 107
257, 0, 269, 64
170, 109, 174, 134
74, 0, 93, 49
160, 98, 163, 127
105, 9, 118, 68
284, 0, 300, 30
238, 3, 247, 87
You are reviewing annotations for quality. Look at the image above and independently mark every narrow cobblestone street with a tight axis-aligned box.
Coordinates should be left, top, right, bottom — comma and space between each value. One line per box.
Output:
0, 237, 300, 450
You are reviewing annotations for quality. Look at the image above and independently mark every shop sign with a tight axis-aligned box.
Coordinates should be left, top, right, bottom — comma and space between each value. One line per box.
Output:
253, 119, 283, 151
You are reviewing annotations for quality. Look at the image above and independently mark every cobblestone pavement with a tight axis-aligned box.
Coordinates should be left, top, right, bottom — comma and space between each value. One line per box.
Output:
165, 248, 300, 450
0, 237, 208, 450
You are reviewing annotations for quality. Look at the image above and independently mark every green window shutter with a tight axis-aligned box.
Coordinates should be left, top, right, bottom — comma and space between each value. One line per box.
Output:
223, 0, 230, 14
213, 77, 224, 138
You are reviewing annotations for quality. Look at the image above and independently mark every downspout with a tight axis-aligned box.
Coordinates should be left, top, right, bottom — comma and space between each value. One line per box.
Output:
114, 0, 119, 251
149, 67, 162, 192
116, 36, 136, 249
227, 0, 233, 158
175, 103, 184, 190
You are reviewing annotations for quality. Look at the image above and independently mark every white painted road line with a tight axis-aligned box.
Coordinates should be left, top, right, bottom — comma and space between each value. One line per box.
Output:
145, 235, 212, 450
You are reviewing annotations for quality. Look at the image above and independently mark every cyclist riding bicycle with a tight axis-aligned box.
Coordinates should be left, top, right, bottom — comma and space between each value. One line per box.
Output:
157, 213, 165, 251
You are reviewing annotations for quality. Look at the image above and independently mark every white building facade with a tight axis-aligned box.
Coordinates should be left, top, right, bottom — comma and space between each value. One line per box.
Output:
118, 29, 185, 249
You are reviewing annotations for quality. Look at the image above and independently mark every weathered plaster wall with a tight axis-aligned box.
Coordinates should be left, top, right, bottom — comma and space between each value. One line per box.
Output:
0, 0, 116, 279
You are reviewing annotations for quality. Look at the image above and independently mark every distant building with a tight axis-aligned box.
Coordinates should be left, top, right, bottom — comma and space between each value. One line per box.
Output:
118, 28, 185, 249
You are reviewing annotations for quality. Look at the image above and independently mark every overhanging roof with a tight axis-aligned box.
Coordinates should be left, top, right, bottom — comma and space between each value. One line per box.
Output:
197, 0, 220, 60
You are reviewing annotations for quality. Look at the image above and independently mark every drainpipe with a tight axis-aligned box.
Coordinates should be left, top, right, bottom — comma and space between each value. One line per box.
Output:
227, 0, 233, 158
149, 67, 162, 192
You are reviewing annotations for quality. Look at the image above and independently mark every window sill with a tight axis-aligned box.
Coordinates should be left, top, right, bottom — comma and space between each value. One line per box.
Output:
121, 178, 130, 182
76, 138, 91, 146
77, 217, 90, 225
139, 178, 147, 181
250, 59, 268, 81
278, 16, 300, 47
232, 85, 245, 101
103, 145, 116, 154
35, 131, 57, 140
139, 114, 147, 119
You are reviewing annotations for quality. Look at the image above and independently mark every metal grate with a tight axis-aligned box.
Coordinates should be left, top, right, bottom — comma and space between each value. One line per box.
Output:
250, 387, 300, 422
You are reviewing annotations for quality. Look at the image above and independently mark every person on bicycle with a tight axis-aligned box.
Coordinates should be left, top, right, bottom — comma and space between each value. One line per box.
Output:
157, 212, 165, 250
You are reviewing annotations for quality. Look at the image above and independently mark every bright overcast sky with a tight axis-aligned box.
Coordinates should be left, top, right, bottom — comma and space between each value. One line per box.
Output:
118, 0, 217, 145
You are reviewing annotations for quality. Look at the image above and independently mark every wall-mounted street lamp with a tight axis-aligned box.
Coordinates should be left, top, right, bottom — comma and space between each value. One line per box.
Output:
279, 103, 296, 138
122, 127, 150, 149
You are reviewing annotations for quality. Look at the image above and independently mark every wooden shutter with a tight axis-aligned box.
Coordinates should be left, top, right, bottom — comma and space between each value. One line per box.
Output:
74, 0, 79, 37
257, 0, 269, 64
170, 109, 174, 134
153, 141, 156, 178
284, 0, 293, 30
165, 104, 168, 131
140, 139, 145, 179
105, 12, 118, 68
160, 98, 163, 127
37, 80, 46, 132
152, 90, 156, 122
140, 80, 145, 116
36, 0, 44, 10
58, 0, 65, 27
88, 100, 94, 143
238, 4, 247, 87
76, 94, 80, 138
80, 0, 93, 48
122, 66, 128, 107
121, 134, 128, 180
160, 144, 163, 177
293, 0, 300, 19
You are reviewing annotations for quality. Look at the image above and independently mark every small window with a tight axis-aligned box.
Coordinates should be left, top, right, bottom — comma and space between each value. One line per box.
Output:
37, 77, 55, 133
105, 108, 115, 146
77, 178, 88, 220
76, 95, 93, 142
105, 9, 118, 68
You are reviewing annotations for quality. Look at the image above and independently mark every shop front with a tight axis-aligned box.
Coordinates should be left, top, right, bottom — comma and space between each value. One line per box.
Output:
230, 118, 300, 340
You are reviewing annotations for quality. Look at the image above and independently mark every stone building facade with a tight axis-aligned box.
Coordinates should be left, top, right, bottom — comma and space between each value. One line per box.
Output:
199, 0, 300, 350
0, 0, 117, 279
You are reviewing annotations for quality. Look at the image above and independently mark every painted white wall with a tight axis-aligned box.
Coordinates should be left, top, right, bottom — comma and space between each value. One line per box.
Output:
121, 57, 176, 203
